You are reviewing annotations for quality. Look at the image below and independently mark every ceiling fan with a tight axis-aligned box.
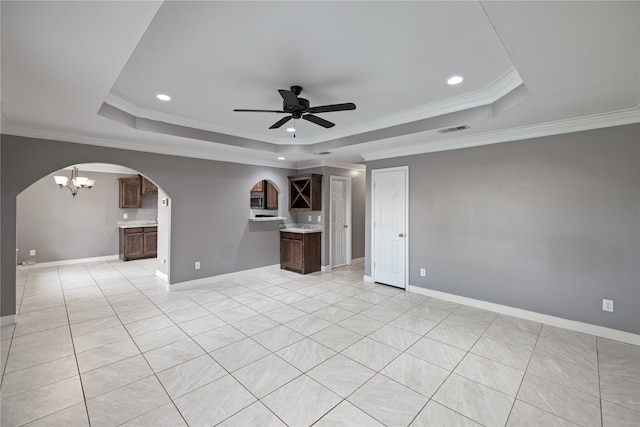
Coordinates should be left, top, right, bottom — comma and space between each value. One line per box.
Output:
233, 85, 356, 129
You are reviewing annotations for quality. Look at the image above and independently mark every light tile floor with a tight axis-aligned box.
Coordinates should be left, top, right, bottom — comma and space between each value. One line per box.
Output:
1, 259, 639, 426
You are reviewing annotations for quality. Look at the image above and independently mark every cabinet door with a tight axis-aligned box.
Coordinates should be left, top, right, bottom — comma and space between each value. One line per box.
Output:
124, 233, 144, 259
141, 176, 158, 194
143, 231, 157, 256
251, 180, 264, 192
119, 178, 142, 208
266, 181, 278, 210
280, 238, 303, 271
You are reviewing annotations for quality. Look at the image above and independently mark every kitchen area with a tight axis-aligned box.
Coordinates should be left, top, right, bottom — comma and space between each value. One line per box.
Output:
16, 162, 364, 283
249, 174, 324, 275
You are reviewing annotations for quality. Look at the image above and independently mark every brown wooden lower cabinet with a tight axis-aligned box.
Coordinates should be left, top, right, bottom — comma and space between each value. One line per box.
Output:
119, 226, 157, 261
280, 231, 321, 274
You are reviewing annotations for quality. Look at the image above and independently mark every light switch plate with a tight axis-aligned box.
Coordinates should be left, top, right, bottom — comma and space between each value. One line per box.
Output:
123, 213, 128, 219
29, 249, 36, 256
602, 299, 613, 312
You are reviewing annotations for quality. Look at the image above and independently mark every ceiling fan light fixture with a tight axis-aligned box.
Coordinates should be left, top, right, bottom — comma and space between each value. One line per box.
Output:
447, 75, 464, 85
156, 94, 171, 101
277, 156, 286, 160
286, 127, 296, 133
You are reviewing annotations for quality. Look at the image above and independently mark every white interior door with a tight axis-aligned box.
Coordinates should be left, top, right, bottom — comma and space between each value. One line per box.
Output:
330, 176, 351, 268
372, 167, 407, 288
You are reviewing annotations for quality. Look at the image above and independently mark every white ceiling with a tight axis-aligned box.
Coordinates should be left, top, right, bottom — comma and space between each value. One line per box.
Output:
2, 1, 638, 169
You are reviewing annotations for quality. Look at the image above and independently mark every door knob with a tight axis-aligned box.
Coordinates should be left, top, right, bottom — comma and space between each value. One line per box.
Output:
344, 225, 349, 228
399, 233, 404, 237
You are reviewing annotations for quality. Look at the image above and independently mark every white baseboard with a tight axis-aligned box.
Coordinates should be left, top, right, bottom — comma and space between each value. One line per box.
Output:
1, 314, 17, 326
351, 257, 365, 265
155, 270, 168, 282
321, 265, 332, 272
363, 275, 373, 283
17, 255, 120, 270
408, 285, 640, 346
169, 264, 280, 291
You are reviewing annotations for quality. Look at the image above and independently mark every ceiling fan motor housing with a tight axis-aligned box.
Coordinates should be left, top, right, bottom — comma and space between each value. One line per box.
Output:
286, 98, 310, 118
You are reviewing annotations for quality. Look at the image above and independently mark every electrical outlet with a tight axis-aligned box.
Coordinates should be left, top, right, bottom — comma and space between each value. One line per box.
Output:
29, 249, 36, 256
308, 215, 312, 221
420, 268, 426, 277
317, 216, 321, 222
162, 257, 167, 264
123, 213, 128, 219
602, 299, 613, 312
195, 261, 200, 270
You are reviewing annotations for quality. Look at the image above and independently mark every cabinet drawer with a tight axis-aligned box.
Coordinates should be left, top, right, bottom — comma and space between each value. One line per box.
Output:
280, 232, 303, 240
143, 226, 157, 232
124, 227, 143, 234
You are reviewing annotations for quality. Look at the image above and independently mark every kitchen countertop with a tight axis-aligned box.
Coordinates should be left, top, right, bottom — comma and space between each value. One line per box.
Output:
117, 220, 158, 228
280, 224, 322, 234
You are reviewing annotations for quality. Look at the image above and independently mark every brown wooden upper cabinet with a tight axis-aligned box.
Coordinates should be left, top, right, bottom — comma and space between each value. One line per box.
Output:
119, 178, 142, 208
250, 180, 278, 210
141, 176, 158, 194
251, 180, 264, 193
288, 174, 322, 211
119, 175, 158, 208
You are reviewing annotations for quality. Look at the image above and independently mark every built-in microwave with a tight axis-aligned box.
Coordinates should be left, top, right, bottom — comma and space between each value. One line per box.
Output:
250, 196, 264, 208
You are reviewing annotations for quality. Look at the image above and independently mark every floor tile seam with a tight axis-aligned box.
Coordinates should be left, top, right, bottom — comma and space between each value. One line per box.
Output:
504, 326, 542, 426
599, 396, 640, 415
58, 264, 93, 427
515, 374, 604, 425
256, 371, 342, 416
209, 336, 273, 373
340, 371, 422, 427
0, 367, 80, 402
527, 350, 603, 387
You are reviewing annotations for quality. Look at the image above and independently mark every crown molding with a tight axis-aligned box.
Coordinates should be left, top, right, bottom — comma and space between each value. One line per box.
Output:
362, 107, 640, 161
104, 67, 523, 148
0, 124, 295, 170
294, 159, 366, 171
106, 91, 280, 144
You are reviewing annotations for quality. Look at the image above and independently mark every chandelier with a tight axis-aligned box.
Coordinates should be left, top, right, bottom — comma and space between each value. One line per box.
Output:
53, 166, 95, 197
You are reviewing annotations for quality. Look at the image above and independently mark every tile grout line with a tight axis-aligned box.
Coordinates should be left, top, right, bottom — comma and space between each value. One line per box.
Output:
83, 260, 193, 427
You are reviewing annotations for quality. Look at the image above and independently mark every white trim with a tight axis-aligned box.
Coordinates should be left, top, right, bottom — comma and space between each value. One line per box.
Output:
371, 166, 409, 289
329, 175, 352, 269
363, 275, 374, 283
296, 159, 367, 171
321, 265, 332, 272
408, 285, 640, 346
1, 315, 17, 326
17, 255, 120, 270
363, 107, 640, 161
351, 257, 364, 265
168, 264, 280, 291
155, 270, 168, 282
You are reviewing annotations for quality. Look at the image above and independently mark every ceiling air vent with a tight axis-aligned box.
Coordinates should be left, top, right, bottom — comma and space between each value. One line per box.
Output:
438, 125, 470, 134
317, 151, 331, 155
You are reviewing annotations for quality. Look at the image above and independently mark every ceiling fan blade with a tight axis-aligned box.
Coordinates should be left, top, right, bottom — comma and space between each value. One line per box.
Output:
306, 102, 356, 114
269, 115, 293, 129
278, 89, 300, 108
233, 109, 285, 113
303, 114, 335, 128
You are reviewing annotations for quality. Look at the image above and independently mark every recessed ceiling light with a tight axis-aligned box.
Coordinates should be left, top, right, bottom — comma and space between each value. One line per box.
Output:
286, 127, 296, 133
156, 94, 171, 101
447, 76, 464, 85
277, 156, 286, 160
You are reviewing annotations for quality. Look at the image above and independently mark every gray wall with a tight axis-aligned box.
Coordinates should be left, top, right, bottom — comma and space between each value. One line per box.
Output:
294, 166, 366, 265
16, 170, 157, 264
1, 135, 295, 317
366, 124, 640, 334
